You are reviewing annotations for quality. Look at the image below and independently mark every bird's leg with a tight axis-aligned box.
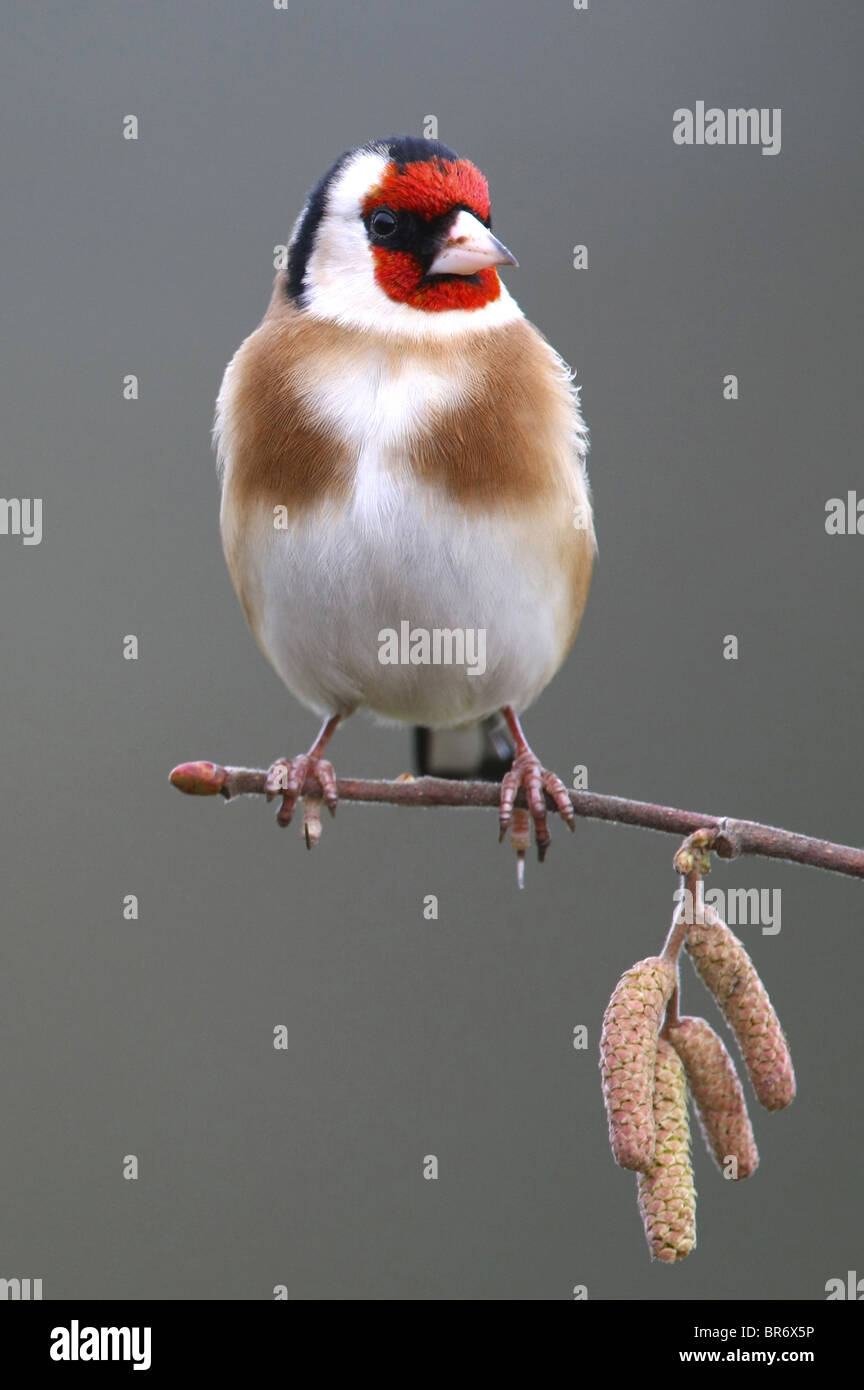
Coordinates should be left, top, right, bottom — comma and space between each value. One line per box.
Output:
498, 705, 575, 864
265, 713, 342, 832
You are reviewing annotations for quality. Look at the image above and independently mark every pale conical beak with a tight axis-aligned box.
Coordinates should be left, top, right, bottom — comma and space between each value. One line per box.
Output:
427, 209, 519, 277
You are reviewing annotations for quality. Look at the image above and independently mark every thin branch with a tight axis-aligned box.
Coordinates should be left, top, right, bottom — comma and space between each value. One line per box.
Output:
168, 761, 864, 880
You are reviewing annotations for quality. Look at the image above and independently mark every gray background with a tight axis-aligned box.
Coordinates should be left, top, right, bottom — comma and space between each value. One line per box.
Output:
1, 0, 861, 1300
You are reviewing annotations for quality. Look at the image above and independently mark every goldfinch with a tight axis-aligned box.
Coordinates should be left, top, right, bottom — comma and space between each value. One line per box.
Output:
214, 136, 595, 866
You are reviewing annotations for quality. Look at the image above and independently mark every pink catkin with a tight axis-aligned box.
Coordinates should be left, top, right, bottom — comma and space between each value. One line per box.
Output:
636, 1038, 697, 1262
685, 908, 796, 1112
600, 956, 677, 1171
668, 1015, 759, 1179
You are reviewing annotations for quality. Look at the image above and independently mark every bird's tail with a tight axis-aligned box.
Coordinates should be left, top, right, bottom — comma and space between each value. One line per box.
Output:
413, 716, 512, 780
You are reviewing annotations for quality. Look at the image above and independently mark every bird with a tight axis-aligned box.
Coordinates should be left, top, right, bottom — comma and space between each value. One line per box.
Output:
214, 135, 595, 877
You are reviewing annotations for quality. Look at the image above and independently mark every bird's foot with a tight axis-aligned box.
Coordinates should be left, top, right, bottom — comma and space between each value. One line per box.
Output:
499, 749, 575, 866
265, 754, 338, 836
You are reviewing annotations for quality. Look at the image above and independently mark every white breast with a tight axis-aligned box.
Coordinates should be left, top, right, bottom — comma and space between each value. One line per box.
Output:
308, 356, 464, 447
225, 350, 582, 728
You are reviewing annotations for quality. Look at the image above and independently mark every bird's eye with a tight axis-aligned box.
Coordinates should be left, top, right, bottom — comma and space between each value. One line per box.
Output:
369, 208, 398, 239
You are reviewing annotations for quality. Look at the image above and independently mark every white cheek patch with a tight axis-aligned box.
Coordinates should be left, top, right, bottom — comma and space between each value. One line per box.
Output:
301, 148, 388, 315
305, 216, 372, 292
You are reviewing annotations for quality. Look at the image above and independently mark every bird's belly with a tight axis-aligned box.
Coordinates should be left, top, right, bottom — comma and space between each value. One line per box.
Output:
243, 479, 579, 727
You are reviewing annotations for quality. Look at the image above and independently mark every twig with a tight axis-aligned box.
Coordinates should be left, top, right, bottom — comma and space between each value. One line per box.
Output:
661, 866, 703, 1031
169, 760, 864, 881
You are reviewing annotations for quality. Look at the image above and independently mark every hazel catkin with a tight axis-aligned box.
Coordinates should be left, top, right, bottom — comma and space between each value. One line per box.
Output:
668, 1014, 759, 1178
685, 907, 796, 1111
636, 1038, 697, 1262
600, 955, 677, 1171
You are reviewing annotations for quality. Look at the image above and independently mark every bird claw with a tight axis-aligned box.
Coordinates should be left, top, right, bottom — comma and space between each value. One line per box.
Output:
265, 754, 338, 828
302, 795, 324, 849
499, 751, 574, 867
505, 808, 532, 887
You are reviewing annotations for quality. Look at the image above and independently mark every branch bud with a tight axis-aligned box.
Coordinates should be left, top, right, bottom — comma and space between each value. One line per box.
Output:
169, 761, 228, 796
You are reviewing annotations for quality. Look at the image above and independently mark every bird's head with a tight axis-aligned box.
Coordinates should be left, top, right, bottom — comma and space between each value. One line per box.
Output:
286, 137, 519, 336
